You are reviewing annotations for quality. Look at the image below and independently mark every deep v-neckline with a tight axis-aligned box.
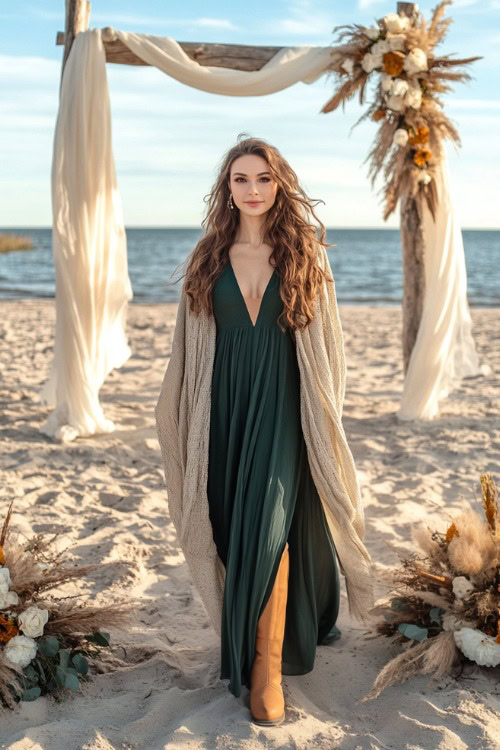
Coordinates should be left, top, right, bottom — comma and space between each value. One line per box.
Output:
228, 260, 275, 328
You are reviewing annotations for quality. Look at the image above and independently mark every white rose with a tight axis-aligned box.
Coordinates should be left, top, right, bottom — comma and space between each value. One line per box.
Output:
4, 634, 38, 668
361, 52, 382, 74
371, 39, 391, 57
380, 73, 394, 92
341, 58, 354, 75
452, 576, 475, 600
363, 25, 380, 41
387, 93, 406, 112
454, 627, 500, 667
405, 86, 422, 109
404, 47, 428, 75
0, 590, 19, 609
393, 128, 409, 147
391, 78, 409, 97
384, 13, 410, 34
388, 34, 406, 52
417, 171, 432, 185
18, 605, 49, 638
0, 567, 11, 593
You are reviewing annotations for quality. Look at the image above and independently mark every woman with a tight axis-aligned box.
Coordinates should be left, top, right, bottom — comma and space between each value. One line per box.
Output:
155, 135, 374, 727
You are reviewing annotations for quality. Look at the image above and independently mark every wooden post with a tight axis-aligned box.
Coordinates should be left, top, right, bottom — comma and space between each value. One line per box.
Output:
59, 0, 90, 96
397, 1, 424, 373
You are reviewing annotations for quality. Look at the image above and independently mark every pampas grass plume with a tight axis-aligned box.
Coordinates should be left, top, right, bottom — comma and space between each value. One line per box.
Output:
447, 508, 497, 576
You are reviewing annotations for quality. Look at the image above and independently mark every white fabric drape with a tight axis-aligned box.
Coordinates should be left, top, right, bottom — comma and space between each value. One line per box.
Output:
39, 26, 480, 439
39, 28, 133, 442
397, 146, 481, 420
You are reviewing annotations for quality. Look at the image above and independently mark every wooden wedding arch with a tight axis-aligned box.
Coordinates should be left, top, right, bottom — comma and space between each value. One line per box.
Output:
56, 0, 425, 367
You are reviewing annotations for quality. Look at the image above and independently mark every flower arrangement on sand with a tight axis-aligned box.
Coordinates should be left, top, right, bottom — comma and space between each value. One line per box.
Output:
321, 1, 482, 220
0, 500, 136, 708
361, 473, 500, 701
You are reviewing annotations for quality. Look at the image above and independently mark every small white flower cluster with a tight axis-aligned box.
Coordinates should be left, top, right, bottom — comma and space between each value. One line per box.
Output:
1, 564, 49, 668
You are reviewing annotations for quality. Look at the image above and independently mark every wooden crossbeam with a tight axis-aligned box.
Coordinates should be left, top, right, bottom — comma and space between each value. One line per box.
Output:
56, 30, 288, 71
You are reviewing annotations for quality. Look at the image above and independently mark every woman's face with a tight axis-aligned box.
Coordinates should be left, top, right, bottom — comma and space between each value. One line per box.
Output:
228, 154, 278, 216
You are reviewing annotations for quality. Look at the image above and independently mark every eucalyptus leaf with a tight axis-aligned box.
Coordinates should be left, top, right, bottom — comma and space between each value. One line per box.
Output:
38, 636, 59, 658
71, 653, 89, 675
429, 607, 445, 624
398, 623, 428, 642
55, 665, 66, 687
23, 665, 38, 682
93, 631, 110, 647
64, 672, 80, 692
59, 649, 70, 670
22, 687, 41, 702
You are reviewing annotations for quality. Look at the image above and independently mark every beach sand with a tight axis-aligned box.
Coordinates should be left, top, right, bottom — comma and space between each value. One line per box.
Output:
1, 299, 499, 749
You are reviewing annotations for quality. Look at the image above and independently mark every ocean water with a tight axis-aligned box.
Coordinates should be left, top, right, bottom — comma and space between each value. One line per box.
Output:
0, 227, 498, 306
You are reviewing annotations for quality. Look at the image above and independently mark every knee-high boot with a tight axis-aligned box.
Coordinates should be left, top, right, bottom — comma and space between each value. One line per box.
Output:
249, 541, 289, 726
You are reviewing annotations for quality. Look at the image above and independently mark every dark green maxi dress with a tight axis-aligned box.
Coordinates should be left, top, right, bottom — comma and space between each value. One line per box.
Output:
207, 260, 341, 698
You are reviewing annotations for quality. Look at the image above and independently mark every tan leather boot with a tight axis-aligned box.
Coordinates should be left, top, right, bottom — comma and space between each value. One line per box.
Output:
250, 542, 289, 726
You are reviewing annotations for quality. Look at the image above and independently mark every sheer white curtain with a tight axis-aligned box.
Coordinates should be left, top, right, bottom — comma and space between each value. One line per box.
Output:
39, 26, 480, 439
397, 146, 481, 421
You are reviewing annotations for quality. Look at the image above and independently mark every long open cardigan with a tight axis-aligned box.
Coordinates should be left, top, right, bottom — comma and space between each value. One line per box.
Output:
155, 245, 374, 636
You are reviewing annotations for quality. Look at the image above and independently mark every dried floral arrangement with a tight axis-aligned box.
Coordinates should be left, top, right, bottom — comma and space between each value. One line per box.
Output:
360, 473, 500, 701
322, 0, 482, 220
0, 500, 137, 709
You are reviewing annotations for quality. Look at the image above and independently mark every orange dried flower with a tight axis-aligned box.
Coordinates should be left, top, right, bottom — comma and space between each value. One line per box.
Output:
383, 51, 405, 76
413, 148, 432, 167
496, 617, 500, 645
408, 126, 430, 146
372, 108, 386, 121
446, 522, 459, 542
0, 614, 19, 643
0, 545, 4, 564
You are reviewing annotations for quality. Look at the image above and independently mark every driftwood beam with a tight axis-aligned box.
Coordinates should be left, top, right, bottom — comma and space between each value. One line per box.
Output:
57, 32, 304, 70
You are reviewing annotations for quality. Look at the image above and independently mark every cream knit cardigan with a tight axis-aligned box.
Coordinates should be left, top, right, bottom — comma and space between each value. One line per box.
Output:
155, 244, 374, 636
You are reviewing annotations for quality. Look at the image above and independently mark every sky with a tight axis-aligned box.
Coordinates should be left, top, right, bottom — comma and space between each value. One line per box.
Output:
0, 0, 499, 229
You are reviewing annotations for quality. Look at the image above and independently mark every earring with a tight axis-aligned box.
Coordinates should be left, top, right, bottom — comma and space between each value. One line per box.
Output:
227, 193, 234, 210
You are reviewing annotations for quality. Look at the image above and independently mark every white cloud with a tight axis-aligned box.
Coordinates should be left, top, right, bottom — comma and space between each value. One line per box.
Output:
357, 0, 385, 9
276, 0, 335, 37
195, 18, 239, 30
448, 98, 500, 110
27, 6, 239, 31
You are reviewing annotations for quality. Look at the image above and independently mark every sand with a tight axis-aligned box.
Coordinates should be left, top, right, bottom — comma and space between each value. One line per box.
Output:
1, 299, 499, 749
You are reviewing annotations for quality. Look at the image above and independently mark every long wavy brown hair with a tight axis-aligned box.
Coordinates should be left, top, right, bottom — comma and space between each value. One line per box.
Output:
172, 133, 335, 332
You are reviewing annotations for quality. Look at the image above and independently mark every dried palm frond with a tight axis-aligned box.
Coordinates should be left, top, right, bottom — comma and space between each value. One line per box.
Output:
44, 600, 137, 638
359, 631, 458, 701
